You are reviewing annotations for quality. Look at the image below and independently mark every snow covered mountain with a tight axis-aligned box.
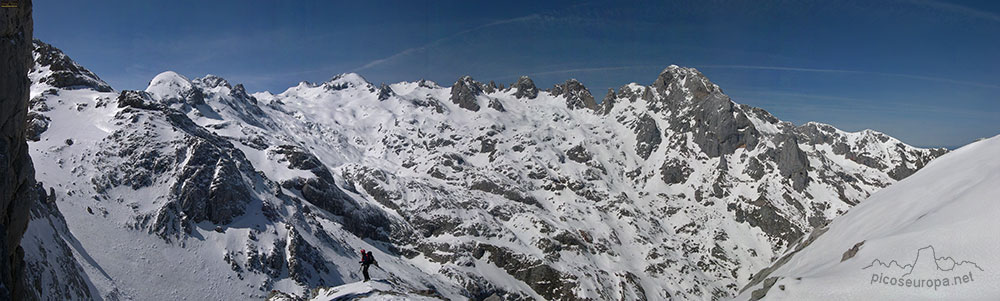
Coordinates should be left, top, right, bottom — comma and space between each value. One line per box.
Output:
737, 134, 1000, 300
23, 40, 946, 300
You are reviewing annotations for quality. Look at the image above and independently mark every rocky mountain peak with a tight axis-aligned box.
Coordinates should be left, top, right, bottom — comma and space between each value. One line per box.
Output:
656, 64, 702, 81
450, 75, 484, 111
145, 71, 205, 106
651, 65, 721, 102
231, 84, 254, 102
194, 74, 231, 89
551, 79, 597, 110
192, 75, 255, 103
417, 79, 440, 89
324, 73, 372, 91
31, 40, 113, 92
607, 83, 647, 106
508, 76, 538, 99
484, 80, 499, 93
455, 75, 485, 91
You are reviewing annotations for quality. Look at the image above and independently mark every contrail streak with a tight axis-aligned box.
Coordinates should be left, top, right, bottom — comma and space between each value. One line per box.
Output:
354, 14, 542, 72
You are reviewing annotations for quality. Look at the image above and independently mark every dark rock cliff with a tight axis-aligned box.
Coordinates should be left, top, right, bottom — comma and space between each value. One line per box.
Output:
508, 76, 538, 100
0, 0, 36, 299
550, 79, 597, 110
450, 76, 484, 111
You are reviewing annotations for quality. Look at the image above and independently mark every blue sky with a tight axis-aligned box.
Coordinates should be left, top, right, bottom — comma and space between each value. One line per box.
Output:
35, 0, 999, 148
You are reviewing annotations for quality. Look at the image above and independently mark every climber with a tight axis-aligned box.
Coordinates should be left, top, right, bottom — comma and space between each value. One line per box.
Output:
359, 249, 379, 281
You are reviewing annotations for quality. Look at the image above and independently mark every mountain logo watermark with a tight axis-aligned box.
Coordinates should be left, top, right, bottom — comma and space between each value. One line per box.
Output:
863, 245, 984, 290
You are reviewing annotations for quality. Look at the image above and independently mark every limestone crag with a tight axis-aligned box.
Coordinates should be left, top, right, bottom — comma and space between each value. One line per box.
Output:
550, 79, 597, 110
0, 1, 36, 298
508, 76, 538, 99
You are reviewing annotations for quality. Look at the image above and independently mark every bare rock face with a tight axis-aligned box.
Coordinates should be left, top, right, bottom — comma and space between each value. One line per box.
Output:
653, 67, 762, 158
550, 79, 597, 110
473, 244, 580, 301
170, 137, 253, 226
508, 76, 538, 99
772, 135, 811, 191
450, 76, 483, 111
631, 114, 661, 160
285, 228, 330, 286
377, 83, 395, 101
23, 111, 48, 142
116, 90, 162, 110
597, 88, 616, 115
487, 98, 506, 112
0, 0, 36, 298
484, 81, 499, 94
274, 145, 392, 241
565, 144, 592, 163
660, 158, 692, 185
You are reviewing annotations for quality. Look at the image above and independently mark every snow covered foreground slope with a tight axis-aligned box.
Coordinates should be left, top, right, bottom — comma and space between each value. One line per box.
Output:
269, 280, 442, 301
738, 135, 1000, 300
24, 40, 946, 300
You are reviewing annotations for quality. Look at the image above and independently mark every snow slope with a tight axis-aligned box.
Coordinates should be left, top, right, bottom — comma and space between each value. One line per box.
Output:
298, 280, 443, 301
737, 134, 1000, 300
25, 41, 464, 300
23, 41, 947, 300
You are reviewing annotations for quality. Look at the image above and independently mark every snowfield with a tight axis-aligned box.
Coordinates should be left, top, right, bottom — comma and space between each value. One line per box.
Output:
303, 280, 442, 301
738, 134, 1000, 300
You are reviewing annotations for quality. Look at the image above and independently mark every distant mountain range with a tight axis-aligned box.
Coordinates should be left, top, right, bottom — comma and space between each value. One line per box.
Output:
21, 40, 946, 300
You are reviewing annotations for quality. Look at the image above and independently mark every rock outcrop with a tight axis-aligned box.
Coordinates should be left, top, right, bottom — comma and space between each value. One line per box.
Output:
632, 114, 661, 160
508, 76, 538, 99
653, 66, 762, 158
450, 76, 483, 111
0, 1, 36, 298
551, 79, 597, 110
377, 83, 395, 101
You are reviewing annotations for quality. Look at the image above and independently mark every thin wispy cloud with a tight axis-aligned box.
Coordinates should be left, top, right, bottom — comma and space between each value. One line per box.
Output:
354, 14, 543, 72
492, 65, 661, 80
697, 65, 1000, 89
499, 63, 1000, 91
734, 89, 871, 103
904, 0, 1000, 23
